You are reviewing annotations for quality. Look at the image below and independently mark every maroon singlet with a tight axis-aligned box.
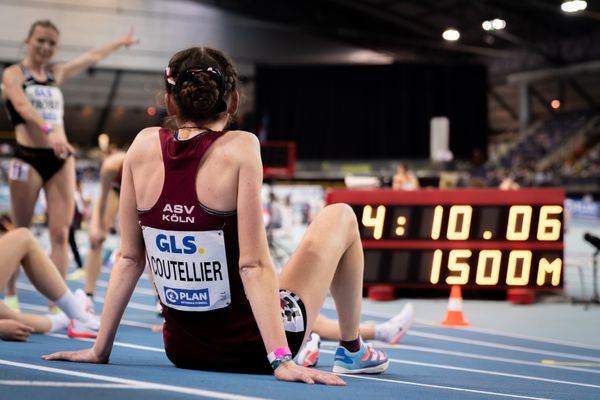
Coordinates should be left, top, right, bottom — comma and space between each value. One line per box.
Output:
138, 128, 270, 373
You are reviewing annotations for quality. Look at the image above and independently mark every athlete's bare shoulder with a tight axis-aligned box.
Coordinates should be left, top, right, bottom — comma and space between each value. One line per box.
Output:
125, 126, 162, 163
1, 64, 24, 86
222, 130, 260, 150
2, 63, 23, 76
217, 130, 260, 164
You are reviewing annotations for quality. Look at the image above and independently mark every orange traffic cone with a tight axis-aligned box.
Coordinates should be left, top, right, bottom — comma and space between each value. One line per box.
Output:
440, 285, 470, 326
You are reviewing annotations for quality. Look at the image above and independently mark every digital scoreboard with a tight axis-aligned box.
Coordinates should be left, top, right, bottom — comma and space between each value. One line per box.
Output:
326, 188, 564, 290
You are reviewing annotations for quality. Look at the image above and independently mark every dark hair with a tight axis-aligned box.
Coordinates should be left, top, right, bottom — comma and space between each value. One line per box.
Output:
0, 212, 13, 232
27, 20, 60, 39
164, 47, 238, 124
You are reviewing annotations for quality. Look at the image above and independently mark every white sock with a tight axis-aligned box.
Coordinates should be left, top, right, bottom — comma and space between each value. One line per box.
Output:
48, 312, 70, 332
54, 290, 89, 322
374, 322, 388, 342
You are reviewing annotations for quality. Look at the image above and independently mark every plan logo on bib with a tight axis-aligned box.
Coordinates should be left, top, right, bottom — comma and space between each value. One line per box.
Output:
164, 287, 210, 307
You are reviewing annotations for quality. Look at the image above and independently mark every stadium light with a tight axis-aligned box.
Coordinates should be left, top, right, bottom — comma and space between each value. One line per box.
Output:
561, 0, 587, 13
443, 28, 460, 41
482, 19, 506, 31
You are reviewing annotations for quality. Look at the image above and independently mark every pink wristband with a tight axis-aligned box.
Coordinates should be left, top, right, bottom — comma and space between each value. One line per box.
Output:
41, 124, 51, 134
267, 346, 292, 364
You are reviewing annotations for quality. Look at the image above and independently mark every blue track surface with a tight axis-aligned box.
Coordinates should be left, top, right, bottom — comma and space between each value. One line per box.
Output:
2, 261, 600, 400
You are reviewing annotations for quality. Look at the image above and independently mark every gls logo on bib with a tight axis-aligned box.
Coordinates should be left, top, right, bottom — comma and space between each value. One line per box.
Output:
164, 287, 210, 307
156, 234, 199, 254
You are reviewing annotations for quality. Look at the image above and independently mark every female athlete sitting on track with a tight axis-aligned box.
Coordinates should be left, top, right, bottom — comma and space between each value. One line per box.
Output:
43, 46, 390, 385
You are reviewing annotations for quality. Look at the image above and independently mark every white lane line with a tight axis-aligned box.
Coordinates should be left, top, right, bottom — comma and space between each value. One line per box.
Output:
101, 266, 150, 281
336, 374, 554, 400
45, 333, 165, 353
321, 349, 600, 390
19, 303, 157, 330
16, 283, 157, 312
94, 280, 156, 296
331, 306, 600, 351
9, 337, 566, 399
120, 319, 158, 329
445, 325, 600, 352
408, 331, 600, 363
395, 344, 600, 375
92, 294, 157, 311
42, 333, 600, 390
320, 341, 600, 375
0, 381, 140, 389
0, 360, 268, 400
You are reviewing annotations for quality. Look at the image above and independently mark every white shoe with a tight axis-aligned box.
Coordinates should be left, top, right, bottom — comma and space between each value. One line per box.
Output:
376, 302, 415, 344
74, 288, 97, 315
295, 332, 321, 367
67, 289, 100, 339
67, 317, 99, 339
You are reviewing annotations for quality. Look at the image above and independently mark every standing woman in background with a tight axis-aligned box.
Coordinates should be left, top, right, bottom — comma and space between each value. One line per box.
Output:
1, 20, 138, 310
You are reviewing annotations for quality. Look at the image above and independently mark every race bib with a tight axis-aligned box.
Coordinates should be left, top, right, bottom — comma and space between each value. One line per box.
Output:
8, 159, 30, 182
143, 226, 231, 312
25, 84, 64, 124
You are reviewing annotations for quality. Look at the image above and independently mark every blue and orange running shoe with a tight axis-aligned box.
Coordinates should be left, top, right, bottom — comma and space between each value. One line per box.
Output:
332, 340, 389, 374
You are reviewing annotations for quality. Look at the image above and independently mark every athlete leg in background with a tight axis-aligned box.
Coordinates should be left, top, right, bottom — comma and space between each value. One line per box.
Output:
44, 157, 76, 280
0, 228, 98, 339
84, 190, 119, 302
6, 159, 44, 300
312, 302, 414, 344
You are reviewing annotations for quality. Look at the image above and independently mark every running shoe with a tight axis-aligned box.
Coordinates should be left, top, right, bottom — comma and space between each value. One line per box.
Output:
66, 289, 100, 339
67, 268, 86, 281
3, 295, 20, 313
296, 332, 321, 367
67, 317, 99, 339
49, 305, 62, 315
332, 340, 389, 374
74, 288, 98, 316
375, 302, 415, 344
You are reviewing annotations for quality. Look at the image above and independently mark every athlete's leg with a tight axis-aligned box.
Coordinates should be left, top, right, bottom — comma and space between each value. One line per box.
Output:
7, 158, 44, 297
44, 157, 76, 280
0, 228, 65, 298
84, 190, 119, 297
312, 313, 376, 340
279, 204, 363, 342
0, 228, 97, 336
0, 301, 51, 333
312, 302, 414, 344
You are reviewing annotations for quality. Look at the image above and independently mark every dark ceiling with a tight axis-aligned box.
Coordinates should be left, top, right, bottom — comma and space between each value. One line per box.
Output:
2, 1, 599, 147
192, 0, 600, 80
